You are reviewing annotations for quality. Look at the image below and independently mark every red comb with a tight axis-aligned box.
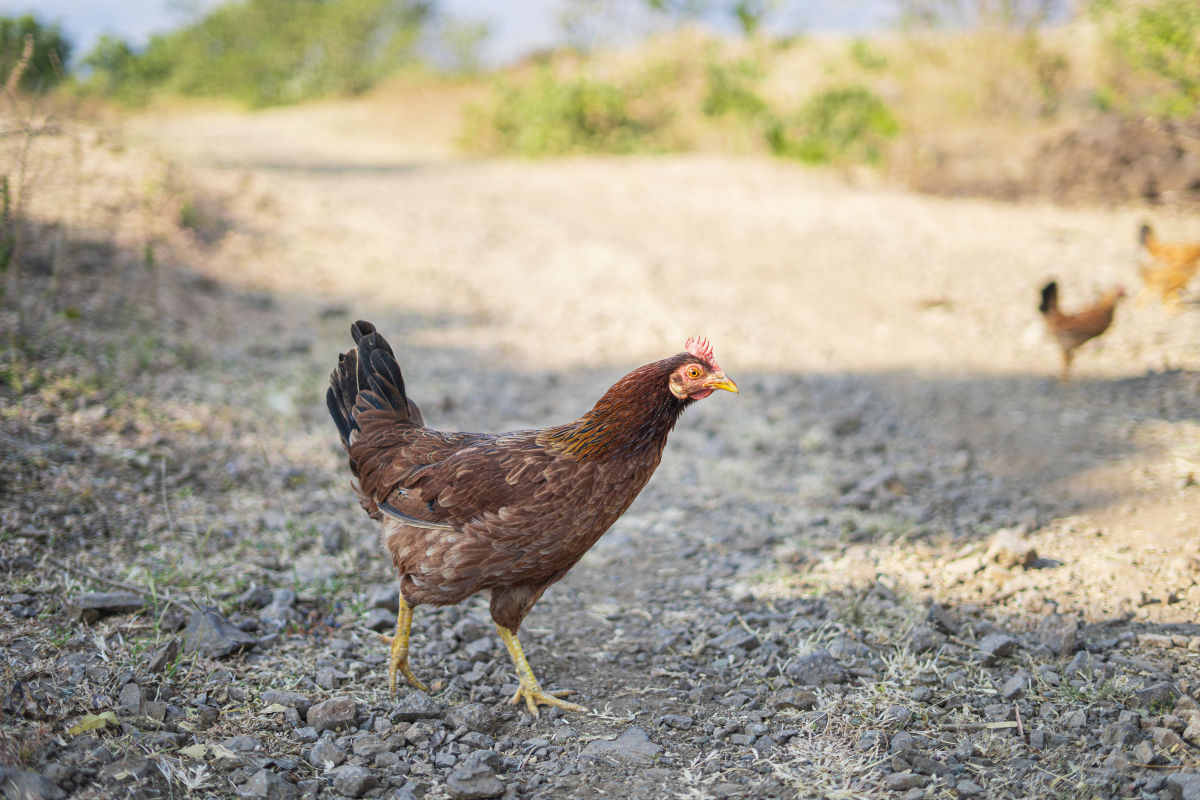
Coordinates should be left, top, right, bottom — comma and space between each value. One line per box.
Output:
685, 337, 720, 371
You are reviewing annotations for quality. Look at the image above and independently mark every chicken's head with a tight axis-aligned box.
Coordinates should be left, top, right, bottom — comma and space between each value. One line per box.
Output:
670, 337, 739, 400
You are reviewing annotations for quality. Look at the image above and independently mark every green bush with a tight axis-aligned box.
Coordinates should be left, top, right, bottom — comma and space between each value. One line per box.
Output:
849, 39, 888, 72
702, 57, 768, 119
1099, 0, 1200, 118
469, 69, 671, 156
0, 15, 72, 92
81, 0, 433, 108
766, 86, 899, 165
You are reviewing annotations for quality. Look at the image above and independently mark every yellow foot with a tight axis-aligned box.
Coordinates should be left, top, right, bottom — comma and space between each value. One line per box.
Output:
509, 685, 587, 717
379, 633, 428, 695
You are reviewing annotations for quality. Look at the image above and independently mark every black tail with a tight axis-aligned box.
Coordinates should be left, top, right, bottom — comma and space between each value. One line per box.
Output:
1039, 281, 1058, 317
1140, 223, 1153, 247
326, 320, 419, 445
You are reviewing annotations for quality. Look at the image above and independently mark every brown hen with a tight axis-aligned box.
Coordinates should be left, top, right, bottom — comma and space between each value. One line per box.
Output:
1139, 223, 1200, 313
1039, 280, 1125, 382
327, 321, 738, 714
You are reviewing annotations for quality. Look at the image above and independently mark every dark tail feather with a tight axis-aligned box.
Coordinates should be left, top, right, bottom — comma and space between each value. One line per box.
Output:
327, 320, 415, 444
1039, 281, 1058, 316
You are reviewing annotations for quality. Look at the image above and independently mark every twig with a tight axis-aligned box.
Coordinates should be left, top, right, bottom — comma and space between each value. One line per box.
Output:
1014, 702, 1025, 741
161, 457, 176, 536
45, 555, 193, 611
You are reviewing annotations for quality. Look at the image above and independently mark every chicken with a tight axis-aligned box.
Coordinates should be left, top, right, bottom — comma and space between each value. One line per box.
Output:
1039, 280, 1125, 382
327, 321, 738, 714
1138, 223, 1200, 313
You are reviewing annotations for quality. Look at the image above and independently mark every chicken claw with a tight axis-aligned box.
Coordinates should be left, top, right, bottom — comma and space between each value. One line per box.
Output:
496, 625, 587, 716
379, 597, 427, 695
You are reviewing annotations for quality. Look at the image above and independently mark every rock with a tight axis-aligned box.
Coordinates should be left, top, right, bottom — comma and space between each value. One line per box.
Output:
827, 637, 869, 660
0, 768, 66, 800
977, 634, 1017, 666
882, 705, 912, 729
579, 727, 662, 763
1153, 726, 1188, 754
1036, 614, 1077, 656
1140, 633, 1177, 648
222, 735, 262, 752
260, 589, 300, 630
237, 585, 274, 608
1134, 682, 1179, 710
321, 522, 346, 555
98, 758, 152, 782
1184, 716, 1200, 745
391, 691, 441, 722
1064, 651, 1098, 679
785, 650, 847, 685
118, 683, 144, 715
367, 585, 400, 613
985, 527, 1037, 569
463, 637, 494, 662
856, 730, 886, 751
331, 765, 376, 798
145, 639, 180, 673
1167, 773, 1200, 800
661, 715, 693, 730
925, 603, 959, 635
883, 773, 926, 791
184, 607, 258, 659
260, 510, 287, 531
307, 739, 347, 768
708, 630, 760, 652
453, 617, 490, 642
445, 703, 497, 734
1028, 730, 1046, 750
1064, 709, 1087, 729
291, 727, 318, 743
446, 759, 505, 800
67, 592, 144, 624
307, 697, 357, 734
771, 688, 816, 711
237, 768, 297, 800
1100, 723, 1140, 748
999, 674, 1028, 701
1103, 751, 1132, 774
352, 736, 390, 759
364, 609, 395, 632
1133, 740, 1158, 765
262, 690, 312, 719
955, 780, 983, 796
907, 626, 946, 655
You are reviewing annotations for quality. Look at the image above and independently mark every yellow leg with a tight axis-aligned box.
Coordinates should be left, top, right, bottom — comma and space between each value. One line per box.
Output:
496, 625, 587, 716
379, 597, 427, 695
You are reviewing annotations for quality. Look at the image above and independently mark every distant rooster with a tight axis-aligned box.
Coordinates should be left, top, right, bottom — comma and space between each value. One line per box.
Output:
1039, 281, 1125, 382
328, 322, 738, 714
1139, 223, 1200, 313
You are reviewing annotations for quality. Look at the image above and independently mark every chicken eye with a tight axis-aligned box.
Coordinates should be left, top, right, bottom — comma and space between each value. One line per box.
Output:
686, 366, 702, 379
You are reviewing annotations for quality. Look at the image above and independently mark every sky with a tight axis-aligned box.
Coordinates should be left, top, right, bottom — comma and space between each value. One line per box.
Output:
7, 0, 897, 67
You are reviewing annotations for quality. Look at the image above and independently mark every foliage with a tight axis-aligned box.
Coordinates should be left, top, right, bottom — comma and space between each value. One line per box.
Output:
81, 0, 434, 108
849, 39, 888, 72
1096, 0, 1200, 118
466, 68, 672, 156
702, 56, 768, 118
766, 86, 899, 165
0, 15, 72, 92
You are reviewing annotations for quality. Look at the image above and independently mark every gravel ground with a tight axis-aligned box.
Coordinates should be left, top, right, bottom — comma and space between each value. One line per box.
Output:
5, 106, 1200, 800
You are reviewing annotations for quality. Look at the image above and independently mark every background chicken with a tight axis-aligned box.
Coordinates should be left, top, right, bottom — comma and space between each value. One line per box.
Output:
1039, 280, 1125, 382
1138, 223, 1200, 313
327, 321, 738, 714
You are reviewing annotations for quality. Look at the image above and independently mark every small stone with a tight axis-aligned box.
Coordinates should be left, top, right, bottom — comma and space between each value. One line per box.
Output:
883, 773, 926, 791
889, 732, 915, 753
222, 735, 262, 752
352, 736, 390, 758
999, 674, 1028, 701
364, 609, 396, 632
1036, 614, 1077, 656
907, 626, 946, 655
237, 586, 274, 608
1166, 773, 1200, 800
463, 637, 494, 662
985, 527, 1037, 568
453, 617, 490, 642
292, 727, 318, 743
1103, 751, 1132, 774
708, 630, 760, 652
0, 768, 66, 800
316, 667, 340, 691
661, 715, 693, 730
784, 649, 847, 685
367, 585, 400, 613
1134, 682, 1179, 710
321, 523, 346, 555
391, 691, 441, 722
579, 726, 662, 763
307, 697, 357, 734
260, 510, 287, 531
925, 603, 959, 636
1028, 730, 1046, 750
118, 683, 144, 715
956, 779, 983, 796
1064, 651, 1098, 679
237, 768, 298, 800
856, 730, 886, 751
977, 634, 1017, 666
1139, 633, 1177, 648
1153, 726, 1188, 754
98, 758, 152, 782
331, 765, 376, 798
260, 589, 300, 630
771, 688, 816, 711
445, 703, 497, 734
445, 759, 505, 800
146, 639, 180, 673
1100, 723, 1139, 748
1133, 740, 1158, 765
184, 607, 258, 659
68, 592, 145, 624
1064, 709, 1087, 729
308, 739, 347, 768
262, 690, 312, 719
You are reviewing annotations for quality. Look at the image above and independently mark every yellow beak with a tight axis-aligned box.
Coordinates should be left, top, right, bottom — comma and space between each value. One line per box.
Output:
705, 372, 739, 394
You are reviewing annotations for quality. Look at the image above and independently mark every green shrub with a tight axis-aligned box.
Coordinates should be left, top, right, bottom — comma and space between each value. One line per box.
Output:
766, 86, 899, 165
849, 39, 888, 72
0, 14, 72, 92
81, 0, 433, 108
1098, 0, 1200, 118
469, 68, 671, 156
702, 57, 768, 119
